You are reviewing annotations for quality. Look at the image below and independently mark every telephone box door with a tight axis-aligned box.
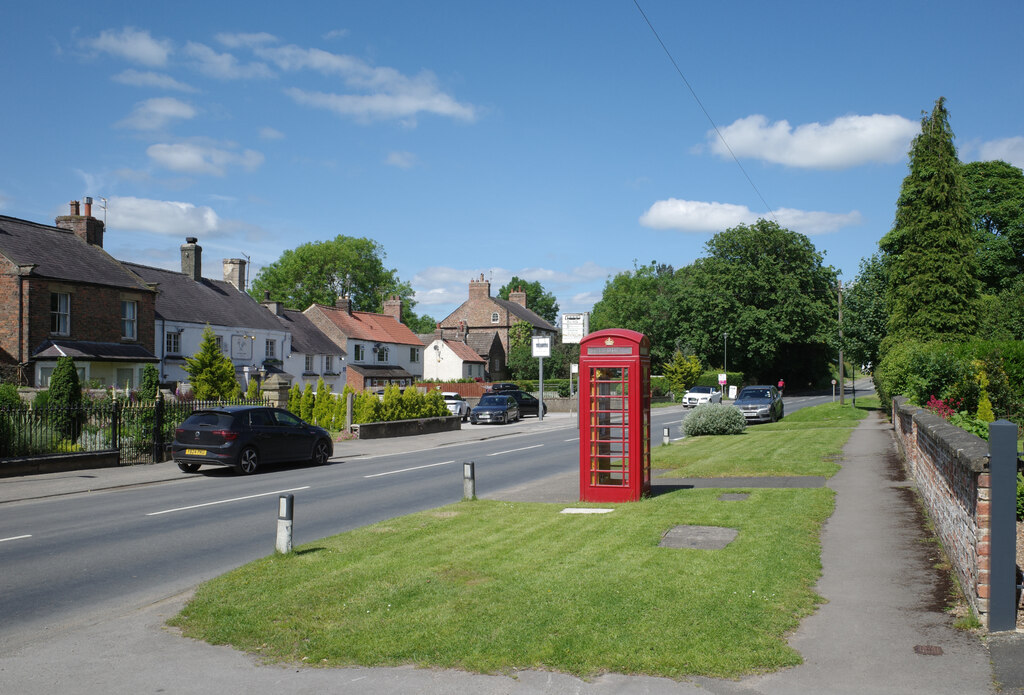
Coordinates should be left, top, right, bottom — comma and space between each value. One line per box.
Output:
578, 329, 651, 502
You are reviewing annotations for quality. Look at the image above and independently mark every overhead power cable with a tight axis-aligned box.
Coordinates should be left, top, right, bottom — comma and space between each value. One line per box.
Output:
632, 0, 778, 225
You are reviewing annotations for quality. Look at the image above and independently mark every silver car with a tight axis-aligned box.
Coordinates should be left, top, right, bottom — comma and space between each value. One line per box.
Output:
442, 392, 470, 421
733, 385, 784, 423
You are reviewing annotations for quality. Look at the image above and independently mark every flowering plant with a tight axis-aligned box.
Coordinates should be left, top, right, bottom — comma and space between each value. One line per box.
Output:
924, 395, 960, 420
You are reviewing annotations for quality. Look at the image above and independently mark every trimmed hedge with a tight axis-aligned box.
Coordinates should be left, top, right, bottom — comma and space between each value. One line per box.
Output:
682, 403, 747, 437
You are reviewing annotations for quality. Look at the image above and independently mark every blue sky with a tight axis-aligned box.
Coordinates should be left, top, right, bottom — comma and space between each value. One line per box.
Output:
3, 1, 1022, 323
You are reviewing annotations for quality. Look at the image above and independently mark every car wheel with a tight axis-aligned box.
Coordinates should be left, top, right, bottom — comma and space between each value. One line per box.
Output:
177, 462, 200, 473
236, 447, 259, 475
311, 438, 331, 466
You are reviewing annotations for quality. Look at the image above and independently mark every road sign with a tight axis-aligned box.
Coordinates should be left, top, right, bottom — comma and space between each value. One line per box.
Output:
561, 313, 589, 343
532, 336, 551, 358
718, 373, 727, 385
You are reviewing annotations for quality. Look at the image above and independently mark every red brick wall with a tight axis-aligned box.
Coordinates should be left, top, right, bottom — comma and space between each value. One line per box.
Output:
25, 279, 154, 350
892, 397, 992, 624
0, 259, 23, 372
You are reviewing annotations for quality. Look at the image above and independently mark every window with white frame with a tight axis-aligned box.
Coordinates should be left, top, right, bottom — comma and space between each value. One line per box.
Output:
304, 354, 314, 372
410, 347, 419, 363
490, 311, 499, 323
121, 301, 137, 340
166, 332, 181, 355
325, 355, 333, 371
376, 345, 389, 362
50, 292, 70, 335
265, 339, 276, 359
354, 344, 364, 361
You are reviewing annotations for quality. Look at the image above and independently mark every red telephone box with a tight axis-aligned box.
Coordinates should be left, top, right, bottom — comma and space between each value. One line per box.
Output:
578, 328, 651, 502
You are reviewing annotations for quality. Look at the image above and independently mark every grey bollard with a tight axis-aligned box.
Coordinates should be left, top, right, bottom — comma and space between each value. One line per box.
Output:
463, 461, 476, 500
276, 494, 294, 554
988, 420, 1018, 631
663, 426, 670, 445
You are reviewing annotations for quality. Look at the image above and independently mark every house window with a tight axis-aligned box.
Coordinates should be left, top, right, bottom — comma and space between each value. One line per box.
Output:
410, 347, 419, 363
121, 301, 137, 340
354, 344, 364, 361
491, 312, 499, 324
116, 367, 134, 388
325, 355, 333, 371
166, 332, 181, 355
265, 339, 276, 359
51, 293, 70, 335
214, 335, 224, 352
304, 354, 314, 372
376, 346, 389, 362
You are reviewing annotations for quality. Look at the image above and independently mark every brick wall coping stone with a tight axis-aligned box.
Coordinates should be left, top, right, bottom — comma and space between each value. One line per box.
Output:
894, 396, 989, 473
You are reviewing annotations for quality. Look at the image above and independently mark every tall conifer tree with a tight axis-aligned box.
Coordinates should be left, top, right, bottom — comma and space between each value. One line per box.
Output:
879, 97, 979, 344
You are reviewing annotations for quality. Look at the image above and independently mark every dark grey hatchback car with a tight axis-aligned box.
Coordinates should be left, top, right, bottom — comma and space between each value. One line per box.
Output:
172, 405, 333, 475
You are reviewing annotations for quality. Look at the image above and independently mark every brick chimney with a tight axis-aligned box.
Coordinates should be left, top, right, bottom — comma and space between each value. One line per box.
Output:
261, 290, 284, 316
335, 295, 352, 315
509, 286, 527, 308
469, 273, 490, 300
383, 295, 403, 323
181, 237, 202, 281
55, 198, 105, 247
458, 320, 467, 342
223, 258, 247, 291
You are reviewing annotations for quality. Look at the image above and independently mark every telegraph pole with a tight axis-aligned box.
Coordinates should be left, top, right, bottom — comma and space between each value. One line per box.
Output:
838, 280, 845, 405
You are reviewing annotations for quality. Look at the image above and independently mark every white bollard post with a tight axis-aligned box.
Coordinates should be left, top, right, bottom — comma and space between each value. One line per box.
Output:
276, 494, 294, 554
663, 426, 670, 445
463, 461, 476, 500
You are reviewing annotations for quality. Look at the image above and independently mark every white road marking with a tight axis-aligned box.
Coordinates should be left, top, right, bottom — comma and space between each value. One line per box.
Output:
564, 437, 579, 442
146, 486, 311, 516
487, 444, 544, 457
364, 461, 455, 478
0, 534, 32, 543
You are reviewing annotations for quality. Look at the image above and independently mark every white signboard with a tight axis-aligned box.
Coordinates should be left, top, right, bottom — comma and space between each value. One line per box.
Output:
561, 312, 589, 344
532, 336, 552, 358
232, 335, 253, 360
718, 373, 727, 385
570, 363, 579, 374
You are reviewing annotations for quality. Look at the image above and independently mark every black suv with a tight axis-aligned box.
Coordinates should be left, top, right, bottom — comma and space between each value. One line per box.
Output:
487, 383, 520, 393
505, 390, 548, 417
172, 405, 333, 475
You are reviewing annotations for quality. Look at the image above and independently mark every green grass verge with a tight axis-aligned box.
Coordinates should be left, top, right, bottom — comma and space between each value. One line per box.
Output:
170, 488, 833, 679
654, 398, 879, 479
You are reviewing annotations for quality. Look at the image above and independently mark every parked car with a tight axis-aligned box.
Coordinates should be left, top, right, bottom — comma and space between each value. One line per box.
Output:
733, 385, 784, 423
486, 382, 520, 394
171, 405, 333, 475
505, 389, 548, 417
469, 394, 520, 425
442, 392, 470, 421
682, 385, 722, 407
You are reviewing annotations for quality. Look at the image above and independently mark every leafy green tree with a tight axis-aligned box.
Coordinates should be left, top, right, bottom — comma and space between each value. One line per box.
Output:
183, 327, 240, 401
506, 321, 537, 380
300, 383, 315, 422
287, 382, 302, 414
879, 97, 979, 345
664, 350, 702, 397
380, 383, 405, 420
245, 375, 261, 401
673, 221, 837, 384
961, 160, 1024, 292
842, 254, 889, 370
312, 378, 334, 426
48, 355, 82, 439
333, 385, 355, 428
139, 364, 160, 400
497, 277, 559, 324
424, 388, 449, 417
590, 261, 679, 369
352, 390, 381, 424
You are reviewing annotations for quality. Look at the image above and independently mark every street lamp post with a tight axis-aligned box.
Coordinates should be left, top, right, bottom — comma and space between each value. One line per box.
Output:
723, 332, 728, 376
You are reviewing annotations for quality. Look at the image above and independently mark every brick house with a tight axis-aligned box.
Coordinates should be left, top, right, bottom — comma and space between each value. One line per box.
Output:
122, 238, 290, 391
422, 337, 487, 381
0, 201, 159, 387
305, 296, 424, 392
436, 274, 557, 379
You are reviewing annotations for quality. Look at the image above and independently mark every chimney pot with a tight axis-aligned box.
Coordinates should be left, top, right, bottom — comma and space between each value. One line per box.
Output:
69, 200, 80, 216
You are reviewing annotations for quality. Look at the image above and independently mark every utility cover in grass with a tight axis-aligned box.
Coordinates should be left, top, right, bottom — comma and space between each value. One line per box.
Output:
660, 525, 738, 549
719, 493, 750, 501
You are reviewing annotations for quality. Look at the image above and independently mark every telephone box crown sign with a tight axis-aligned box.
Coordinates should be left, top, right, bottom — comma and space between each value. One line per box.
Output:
604, 337, 614, 346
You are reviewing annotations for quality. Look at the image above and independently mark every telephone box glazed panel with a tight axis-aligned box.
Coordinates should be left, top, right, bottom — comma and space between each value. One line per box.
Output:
578, 328, 651, 502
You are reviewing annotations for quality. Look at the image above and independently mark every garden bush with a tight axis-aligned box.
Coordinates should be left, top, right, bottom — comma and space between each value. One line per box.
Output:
682, 403, 747, 437
0, 383, 22, 409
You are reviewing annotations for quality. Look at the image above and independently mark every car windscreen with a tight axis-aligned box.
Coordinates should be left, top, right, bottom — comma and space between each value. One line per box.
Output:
182, 412, 234, 428
478, 396, 505, 406
690, 387, 712, 393
740, 389, 771, 399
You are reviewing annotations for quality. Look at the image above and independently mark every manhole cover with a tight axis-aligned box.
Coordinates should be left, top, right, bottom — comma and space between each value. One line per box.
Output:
913, 645, 944, 656
718, 493, 749, 501
659, 525, 738, 550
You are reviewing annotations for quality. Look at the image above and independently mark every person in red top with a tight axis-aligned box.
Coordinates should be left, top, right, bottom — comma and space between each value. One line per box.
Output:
777, 378, 785, 394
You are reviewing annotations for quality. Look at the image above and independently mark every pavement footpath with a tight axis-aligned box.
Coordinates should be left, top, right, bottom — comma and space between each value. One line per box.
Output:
0, 410, 1021, 694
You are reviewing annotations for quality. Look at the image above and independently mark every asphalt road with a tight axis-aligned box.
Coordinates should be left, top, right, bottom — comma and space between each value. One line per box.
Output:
0, 389, 848, 654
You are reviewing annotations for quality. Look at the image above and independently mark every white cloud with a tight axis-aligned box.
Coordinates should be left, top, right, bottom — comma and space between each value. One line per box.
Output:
84, 27, 172, 67
259, 126, 285, 140
147, 141, 264, 176
323, 29, 350, 40
639, 198, 861, 235
214, 32, 279, 49
183, 42, 274, 79
112, 69, 197, 92
115, 97, 196, 131
977, 136, 1024, 169
286, 87, 475, 123
106, 196, 222, 237
708, 113, 918, 169
385, 151, 417, 168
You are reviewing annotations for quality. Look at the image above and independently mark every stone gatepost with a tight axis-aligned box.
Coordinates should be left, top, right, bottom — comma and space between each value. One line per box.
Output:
262, 372, 292, 408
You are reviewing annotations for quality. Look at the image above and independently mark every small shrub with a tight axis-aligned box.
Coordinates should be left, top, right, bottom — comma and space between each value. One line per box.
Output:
0, 383, 22, 409
683, 403, 747, 437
